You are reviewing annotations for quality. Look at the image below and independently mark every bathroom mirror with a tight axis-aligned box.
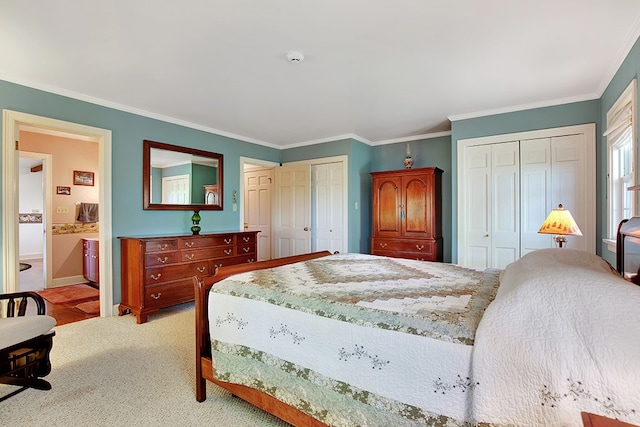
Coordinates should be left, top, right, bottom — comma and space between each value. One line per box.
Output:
143, 140, 223, 210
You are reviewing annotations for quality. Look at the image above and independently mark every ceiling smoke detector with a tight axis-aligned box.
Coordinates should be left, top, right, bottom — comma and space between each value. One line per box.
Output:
286, 51, 304, 63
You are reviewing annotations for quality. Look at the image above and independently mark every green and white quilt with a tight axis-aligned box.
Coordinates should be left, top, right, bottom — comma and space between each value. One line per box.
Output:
209, 253, 500, 426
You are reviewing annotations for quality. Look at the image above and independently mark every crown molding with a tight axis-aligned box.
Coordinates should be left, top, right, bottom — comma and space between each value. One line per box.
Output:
447, 93, 600, 123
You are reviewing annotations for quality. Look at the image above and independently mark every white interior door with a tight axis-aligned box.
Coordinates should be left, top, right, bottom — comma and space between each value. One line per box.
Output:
161, 174, 190, 204
272, 163, 311, 258
311, 161, 346, 254
244, 168, 273, 261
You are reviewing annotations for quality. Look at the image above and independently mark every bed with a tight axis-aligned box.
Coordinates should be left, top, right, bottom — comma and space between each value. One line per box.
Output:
194, 249, 640, 426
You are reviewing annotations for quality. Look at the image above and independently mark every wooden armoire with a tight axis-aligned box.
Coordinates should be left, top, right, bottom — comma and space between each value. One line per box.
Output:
371, 167, 443, 261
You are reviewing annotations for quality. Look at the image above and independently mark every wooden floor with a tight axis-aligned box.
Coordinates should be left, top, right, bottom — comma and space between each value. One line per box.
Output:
20, 258, 100, 326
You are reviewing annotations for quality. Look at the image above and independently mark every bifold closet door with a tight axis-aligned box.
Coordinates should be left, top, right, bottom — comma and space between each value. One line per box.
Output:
461, 141, 519, 269
520, 135, 587, 254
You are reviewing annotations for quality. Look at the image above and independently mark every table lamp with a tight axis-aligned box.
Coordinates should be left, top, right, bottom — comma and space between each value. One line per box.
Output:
538, 204, 583, 248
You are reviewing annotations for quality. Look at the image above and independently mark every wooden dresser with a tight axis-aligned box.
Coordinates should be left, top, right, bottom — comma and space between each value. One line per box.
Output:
118, 231, 258, 324
371, 167, 443, 261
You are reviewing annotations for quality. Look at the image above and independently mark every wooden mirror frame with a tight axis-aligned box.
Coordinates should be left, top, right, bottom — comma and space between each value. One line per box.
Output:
143, 140, 224, 210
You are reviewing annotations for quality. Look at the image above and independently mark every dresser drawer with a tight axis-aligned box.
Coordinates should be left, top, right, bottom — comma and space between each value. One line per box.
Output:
211, 254, 257, 269
237, 243, 256, 255
146, 261, 209, 284
180, 235, 234, 249
145, 239, 178, 253
237, 233, 256, 244
144, 280, 194, 308
371, 238, 435, 255
145, 251, 181, 267
182, 247, 235, 262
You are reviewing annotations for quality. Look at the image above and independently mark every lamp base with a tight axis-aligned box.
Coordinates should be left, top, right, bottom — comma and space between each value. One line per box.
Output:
554, 235, 567, 248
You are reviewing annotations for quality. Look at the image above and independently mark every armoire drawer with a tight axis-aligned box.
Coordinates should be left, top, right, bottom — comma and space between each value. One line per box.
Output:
371, 238, 435, 255
372, 250, 437, 262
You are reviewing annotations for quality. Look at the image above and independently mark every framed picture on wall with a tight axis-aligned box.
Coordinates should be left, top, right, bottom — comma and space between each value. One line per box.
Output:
56, 186, 71, 195
73, 170, 94, 186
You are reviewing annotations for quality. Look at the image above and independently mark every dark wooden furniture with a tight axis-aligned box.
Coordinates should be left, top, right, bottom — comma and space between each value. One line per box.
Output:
616, 217, 640, 285
82, 238, 99, 285
370, 167, 443, 261
0, 292, 55, 402
582, 412, 639, 427
119, 231, 258, 324
194, 250, 332, 427
143, 139, 223, 210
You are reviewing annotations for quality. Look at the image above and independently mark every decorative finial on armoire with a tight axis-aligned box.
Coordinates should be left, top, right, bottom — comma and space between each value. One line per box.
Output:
403, 143, 414, 169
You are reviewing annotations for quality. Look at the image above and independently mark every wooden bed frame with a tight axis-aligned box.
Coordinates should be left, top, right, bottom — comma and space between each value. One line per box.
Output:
194, 250, 333, 427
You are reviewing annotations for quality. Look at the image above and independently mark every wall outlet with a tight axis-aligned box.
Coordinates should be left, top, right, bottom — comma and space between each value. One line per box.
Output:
56, 206, 69, 214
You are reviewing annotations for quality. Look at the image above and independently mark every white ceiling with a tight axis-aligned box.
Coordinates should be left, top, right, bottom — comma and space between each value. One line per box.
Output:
2, 1, 640, 148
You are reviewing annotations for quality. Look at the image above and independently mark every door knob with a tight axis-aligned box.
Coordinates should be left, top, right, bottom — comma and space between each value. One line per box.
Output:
304, 227, 309, 231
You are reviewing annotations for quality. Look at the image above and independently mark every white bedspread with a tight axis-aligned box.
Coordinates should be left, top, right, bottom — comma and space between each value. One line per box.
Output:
472, 249, 640, 426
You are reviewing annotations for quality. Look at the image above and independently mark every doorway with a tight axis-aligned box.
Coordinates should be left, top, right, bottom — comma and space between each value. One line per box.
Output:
2, 110, 114, 317
240, 155, 348, 260
18, 152, 51, 292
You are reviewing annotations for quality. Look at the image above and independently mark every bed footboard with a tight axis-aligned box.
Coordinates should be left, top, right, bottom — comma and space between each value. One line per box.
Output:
193, 250, 332, 421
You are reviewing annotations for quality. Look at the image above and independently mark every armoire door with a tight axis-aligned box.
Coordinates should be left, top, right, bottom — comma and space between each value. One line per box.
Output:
402, 174, 434, 238
372, 175, 402, 237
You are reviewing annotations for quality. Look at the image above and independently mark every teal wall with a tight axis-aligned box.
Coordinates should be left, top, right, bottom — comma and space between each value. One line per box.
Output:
2, 32, 639, 298
449, 100, 600, 263
599, 36, 640, 264
0, 79, 281, 300
371, 136, 453, 262
191, 164, 216, 203
281, 138, 373, 253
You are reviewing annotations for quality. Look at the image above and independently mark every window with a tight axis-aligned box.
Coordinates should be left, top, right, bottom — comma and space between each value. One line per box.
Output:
607, 79, 637, 242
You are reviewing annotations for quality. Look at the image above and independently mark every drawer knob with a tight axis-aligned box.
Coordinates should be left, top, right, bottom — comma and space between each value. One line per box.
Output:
160, 244, 168, 251
224, 249, 232, 255
151, 293, 162, 300
151, 273, 162, 281
247, 259, 255, 263
185, 242, 194, 248
157, 256, 168, 264
416, 245, 424, 251
224, 238, 232, 244
379, 243, 387, 248
197, 266, 206, 273
215, 263, 223, 268
243, 247, 250, 253
243, 237, 250, 242
92, 255, 98, 259
185, 254, 195, 260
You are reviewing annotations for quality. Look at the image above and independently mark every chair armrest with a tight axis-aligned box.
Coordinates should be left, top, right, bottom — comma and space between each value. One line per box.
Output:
0, 292, 46, 316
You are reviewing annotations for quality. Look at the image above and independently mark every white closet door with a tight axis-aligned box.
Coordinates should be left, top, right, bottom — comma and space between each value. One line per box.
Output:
491, 142, 520, 269
244, 168, 273, 261
520, 138, 552, 254
462, 144, 492, 268
551, 134, 587, 251
311, 162, 346, 254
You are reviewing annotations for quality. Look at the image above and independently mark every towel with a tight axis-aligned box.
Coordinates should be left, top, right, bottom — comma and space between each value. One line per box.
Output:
77, 203, 99, 223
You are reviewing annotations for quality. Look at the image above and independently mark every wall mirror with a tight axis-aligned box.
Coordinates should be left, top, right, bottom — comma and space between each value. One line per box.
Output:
143, 140, 223, 210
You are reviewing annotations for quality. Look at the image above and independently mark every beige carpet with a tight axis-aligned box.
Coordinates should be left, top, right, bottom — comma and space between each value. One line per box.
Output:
1, 303, 288, 426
